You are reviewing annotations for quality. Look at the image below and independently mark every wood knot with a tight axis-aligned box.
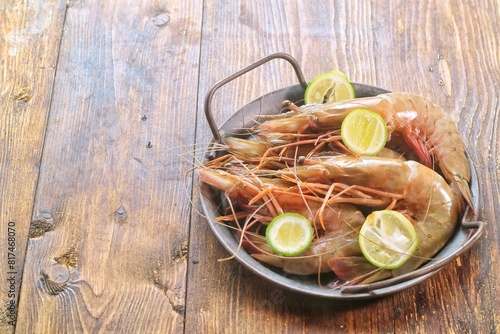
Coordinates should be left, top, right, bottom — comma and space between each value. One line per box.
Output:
14, 86, 32, 103
171, 240, 189, 261
39, 264, 70, 295
55, 247, 78, 268
152, 13, 170, 27
30, 211, 55, 238
115, 206, 128, 225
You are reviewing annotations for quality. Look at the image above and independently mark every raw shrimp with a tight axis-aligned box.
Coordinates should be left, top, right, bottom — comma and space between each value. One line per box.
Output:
222, 136, 319, 167
198, 168, 367, 275
223, 136, 405, 167
259, 92, 473, 211
199, 153, 460, 284
280, 155, 460, 283
246, 201, 365, 275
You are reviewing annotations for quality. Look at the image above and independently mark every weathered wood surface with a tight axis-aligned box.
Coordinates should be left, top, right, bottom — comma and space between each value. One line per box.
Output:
0, 1, 67, 332
11, 0, 203, 333
0, 0, 498, 333
188, 1, 499, 334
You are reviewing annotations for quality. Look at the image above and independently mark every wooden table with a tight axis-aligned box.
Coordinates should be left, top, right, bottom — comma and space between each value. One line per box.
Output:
1, 1, 498, 332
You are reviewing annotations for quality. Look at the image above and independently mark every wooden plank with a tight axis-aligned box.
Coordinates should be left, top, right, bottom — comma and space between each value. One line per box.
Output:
15, 0, 202, 332
188, 3, 312, 332
386, 2, 499, 333
0, 1, 66, 332
187, 0, 499, 332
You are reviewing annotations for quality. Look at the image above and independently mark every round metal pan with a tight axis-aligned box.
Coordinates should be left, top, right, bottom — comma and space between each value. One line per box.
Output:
199, 53, 484, 299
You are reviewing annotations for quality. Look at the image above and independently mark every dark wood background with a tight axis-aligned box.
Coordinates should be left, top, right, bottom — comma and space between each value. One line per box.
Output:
1, 0, 498, 333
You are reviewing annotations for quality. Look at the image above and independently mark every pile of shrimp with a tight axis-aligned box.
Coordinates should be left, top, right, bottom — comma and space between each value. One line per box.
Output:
199, 92, 474, 286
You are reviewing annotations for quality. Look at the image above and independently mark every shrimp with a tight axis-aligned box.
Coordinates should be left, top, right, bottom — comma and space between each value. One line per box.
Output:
259, 92, 473, 211
280, 155, 460, 283
244, 201, 366, 275
222, 136, 319, 167
198, 168, 367, 275
199, 154, 460, 284
222, 135, 405, 167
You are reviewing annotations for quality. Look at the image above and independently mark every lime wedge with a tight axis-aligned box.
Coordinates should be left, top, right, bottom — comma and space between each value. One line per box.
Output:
359, 210, 418, 269
304, 70, 355, 104
265, 213, 314, 257
341, 108, 388, 156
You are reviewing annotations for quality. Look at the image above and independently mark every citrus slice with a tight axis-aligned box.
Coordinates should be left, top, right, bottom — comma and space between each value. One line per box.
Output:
341, 108, 388, 156
359, 210, 418, 269
265, 213, 314, 257
304, 70, 355, 104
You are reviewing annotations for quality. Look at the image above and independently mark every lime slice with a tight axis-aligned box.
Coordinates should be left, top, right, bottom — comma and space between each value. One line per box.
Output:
341, 108, 388, 156
265, 213, 314, 257
359, 210, 418, 269
304, 70, 355, 104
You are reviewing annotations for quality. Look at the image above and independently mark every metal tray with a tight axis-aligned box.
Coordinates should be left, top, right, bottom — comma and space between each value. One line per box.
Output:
199, 53, 484, 299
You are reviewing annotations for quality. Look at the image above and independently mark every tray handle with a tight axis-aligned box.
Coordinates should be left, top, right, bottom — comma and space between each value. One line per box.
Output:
204, 52, 307, 143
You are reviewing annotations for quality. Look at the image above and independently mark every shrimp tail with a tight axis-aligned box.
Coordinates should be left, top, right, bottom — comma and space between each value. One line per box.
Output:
452, 174, 475, 214
251, 253, 287, 269
247, 236, 332, 275
238, 233, 286, 267
252, 253, 332, 275
327, 256, 391, 284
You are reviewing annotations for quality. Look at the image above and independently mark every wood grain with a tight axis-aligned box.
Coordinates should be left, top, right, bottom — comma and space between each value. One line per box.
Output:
188, 0, 499, 333
14, 0, 202, 332
0, 1, 66, 332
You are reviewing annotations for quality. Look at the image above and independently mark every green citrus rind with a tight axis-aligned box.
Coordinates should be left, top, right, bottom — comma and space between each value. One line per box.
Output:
265, 213, 314, 257
304, 70, 355, 104
359, 210, 418, 269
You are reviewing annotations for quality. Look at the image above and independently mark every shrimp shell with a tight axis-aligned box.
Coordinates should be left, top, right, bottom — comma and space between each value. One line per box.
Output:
198, 168, 366, 275
284, 156, 460, 283
259, 92, 473, 211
